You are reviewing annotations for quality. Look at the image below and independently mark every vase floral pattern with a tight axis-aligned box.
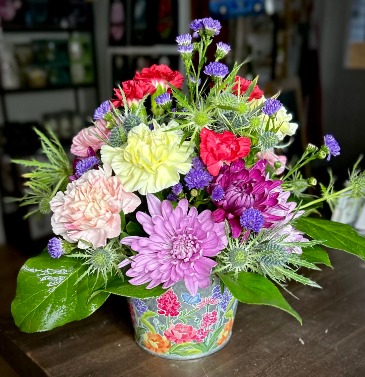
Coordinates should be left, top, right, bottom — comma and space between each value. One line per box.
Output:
128, 278, 237, 359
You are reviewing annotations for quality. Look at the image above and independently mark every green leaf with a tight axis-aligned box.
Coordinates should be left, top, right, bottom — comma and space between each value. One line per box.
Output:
301, 244, 332, 267
169, 342, 205, 356
120, 210, 126, 231
126, 221, 143, 236
98, 278, 166, 299
140, 311, 158, 333
294, 217, 365, 261
11, 252, 110, 333
218, 272, 302, 324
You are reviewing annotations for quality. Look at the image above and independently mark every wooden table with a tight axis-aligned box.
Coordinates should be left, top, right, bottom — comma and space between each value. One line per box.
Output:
1, 246, 365, 377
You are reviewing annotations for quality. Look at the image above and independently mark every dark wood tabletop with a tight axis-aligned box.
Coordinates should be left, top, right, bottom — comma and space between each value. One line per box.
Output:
1, 245, 365, 377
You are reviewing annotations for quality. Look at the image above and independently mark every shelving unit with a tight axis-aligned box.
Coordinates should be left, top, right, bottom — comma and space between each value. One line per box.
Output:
0, 0, 99, 248
104, 0, 191, 95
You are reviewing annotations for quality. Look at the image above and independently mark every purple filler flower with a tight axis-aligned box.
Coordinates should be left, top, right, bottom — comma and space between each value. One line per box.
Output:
204, 62, 229, 78
216, 42, 231, 55
211, 185, 225, 201
185, 167, 213, 190
172, 182, 183, 195
178, 44, 194, 54
93, 100, 110, 120
75, 156, 100, 178
176, 33, 192, 45
240, 208, 264, 233
190, 17, 222, 36
324, 134, 341, 161
208, 159, 298, 238
155, 92, 171, 105
47, 237, 64, 258
262, 98, 282, 116
119, 194, 227, 296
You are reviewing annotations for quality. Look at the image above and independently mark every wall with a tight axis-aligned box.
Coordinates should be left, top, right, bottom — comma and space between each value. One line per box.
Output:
319, 0, 365, 179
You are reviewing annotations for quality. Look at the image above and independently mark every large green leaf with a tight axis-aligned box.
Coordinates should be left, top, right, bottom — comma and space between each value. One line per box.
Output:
11, 252, 110, 333
97, 275, 166, 298
301, 245, 332, 267
218, 272, 302, 324
294, 217, 365, 261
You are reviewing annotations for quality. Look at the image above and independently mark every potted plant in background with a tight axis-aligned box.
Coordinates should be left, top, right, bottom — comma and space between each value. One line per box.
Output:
11, 17, 365, 360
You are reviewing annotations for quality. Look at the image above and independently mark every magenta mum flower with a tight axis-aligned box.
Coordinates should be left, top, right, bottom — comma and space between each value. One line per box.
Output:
120, 194, 227, 295
208, 159, 296, 238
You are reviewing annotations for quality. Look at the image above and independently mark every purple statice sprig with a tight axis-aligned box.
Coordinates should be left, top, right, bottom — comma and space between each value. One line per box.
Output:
155, 92, 171, 106
93, 100, 110, 120
262, 98, 282, 117
240, 208, 264, 233
204, 62, 229, 79
176, 33, 192, 45
178, 44, 194, 55
211, 185, 225, 201
324, 134, 341, 161
47, 237, 64, 258
215, 42, 231, 60
75, 156, 100, 179
184, 165, 213, 190
190, 17, 221, 37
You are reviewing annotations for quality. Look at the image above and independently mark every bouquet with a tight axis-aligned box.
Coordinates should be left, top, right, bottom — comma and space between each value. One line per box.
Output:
11, 17, 365, 334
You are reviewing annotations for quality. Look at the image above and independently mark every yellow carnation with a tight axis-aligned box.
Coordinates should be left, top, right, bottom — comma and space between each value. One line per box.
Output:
251, 97, 298, 140
101, 120, 193, 195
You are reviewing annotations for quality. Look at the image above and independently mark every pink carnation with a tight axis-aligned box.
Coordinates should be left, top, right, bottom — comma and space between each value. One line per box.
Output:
50, 168, 141, 248
70, 120, 111, 158
164, 323, 197, 344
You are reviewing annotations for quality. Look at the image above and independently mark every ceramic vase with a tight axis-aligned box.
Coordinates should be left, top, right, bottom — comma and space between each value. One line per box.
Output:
127, 277, 238, 360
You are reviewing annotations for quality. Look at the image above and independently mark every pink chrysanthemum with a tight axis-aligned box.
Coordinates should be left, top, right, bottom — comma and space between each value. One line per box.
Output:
119, 194, 227, 295
208, 159, 297, 238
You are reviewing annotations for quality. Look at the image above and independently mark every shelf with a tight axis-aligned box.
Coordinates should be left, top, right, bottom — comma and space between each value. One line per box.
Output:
0, 83, 96, 95
108, 45, 180, 55
2, 26, 93, 33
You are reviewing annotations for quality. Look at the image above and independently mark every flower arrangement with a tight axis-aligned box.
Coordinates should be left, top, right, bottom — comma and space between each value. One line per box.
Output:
11, 17, 365, 339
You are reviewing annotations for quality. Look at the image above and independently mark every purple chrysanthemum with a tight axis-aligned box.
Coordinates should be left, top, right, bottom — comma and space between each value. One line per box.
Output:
216, 42, 231, 55
75, 156, 100, 178
47, 237, 64, 258
324, 134, 340, 161
178, 44, 194, 54
93, 100, 110, 120
155, 92, 171, 105
119, 194, 227, 295
262, 98, 282, 116
176, 33, 192, 45
208, 159, 297, 238
172, 182, 183, 195
190, 17, 221, 36
240, 208, 264, 233
211, 185, 225, 201
204, 62, 229, 78
184, 167, 213, 190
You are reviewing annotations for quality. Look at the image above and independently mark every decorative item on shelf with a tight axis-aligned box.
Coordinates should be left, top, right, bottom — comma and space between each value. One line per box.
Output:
10, 17, 365, 361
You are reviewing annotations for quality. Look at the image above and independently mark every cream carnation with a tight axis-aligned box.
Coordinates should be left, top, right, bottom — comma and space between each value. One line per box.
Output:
70, 119, 111, 157
251, 97, 298, 140
101, 120, 193, 195
50, 168, 141, 248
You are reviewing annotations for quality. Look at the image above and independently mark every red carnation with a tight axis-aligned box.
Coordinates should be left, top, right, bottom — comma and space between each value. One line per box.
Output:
199, 128, 251, 176
134, 64, 184, 93
232, 76, 264, 101
111, 80, 152, 108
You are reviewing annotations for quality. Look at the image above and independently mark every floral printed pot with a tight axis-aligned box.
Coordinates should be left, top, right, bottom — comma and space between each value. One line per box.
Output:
127, 278, 238, 359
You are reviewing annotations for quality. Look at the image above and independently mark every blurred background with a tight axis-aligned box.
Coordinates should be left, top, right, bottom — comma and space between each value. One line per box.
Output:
0, 0, 365, 251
